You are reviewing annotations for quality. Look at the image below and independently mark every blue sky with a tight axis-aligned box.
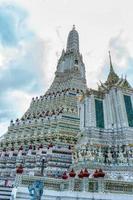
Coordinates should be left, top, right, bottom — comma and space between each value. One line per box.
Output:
0, 0, 133, 136
0, 2, 45, 135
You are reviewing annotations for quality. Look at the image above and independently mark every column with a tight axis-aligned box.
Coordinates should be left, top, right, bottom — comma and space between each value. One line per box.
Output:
14, 174, 22, 188
117, 90, 128, 127
69, 178, 75, 191
83, 177, 89, 192
98, 178, 104, 193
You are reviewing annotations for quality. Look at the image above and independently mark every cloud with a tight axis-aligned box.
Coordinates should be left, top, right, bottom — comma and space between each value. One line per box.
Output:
108, 31, 130, 69
5, 90, 34, 116
85, 31, 133, 89
0, 4, 31, 47
55, 26, 64, 48
0, 3, 47, 136
0, 122, 9, 139
0, 39, 44, 93
107, 32, 133, 85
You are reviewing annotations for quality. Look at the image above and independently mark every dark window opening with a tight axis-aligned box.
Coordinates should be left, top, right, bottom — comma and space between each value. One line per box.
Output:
124, 95, 133, 127
95, 99, 104, 128
75, 59, 78, 65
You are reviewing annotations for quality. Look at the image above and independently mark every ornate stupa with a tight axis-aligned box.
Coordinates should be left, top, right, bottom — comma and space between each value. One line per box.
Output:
0, 26, 133, 200
0, 25, 87, 179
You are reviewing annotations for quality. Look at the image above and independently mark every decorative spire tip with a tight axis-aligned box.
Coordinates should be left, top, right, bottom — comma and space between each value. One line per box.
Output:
73, 25, 75, 30
108, 50, 113, 72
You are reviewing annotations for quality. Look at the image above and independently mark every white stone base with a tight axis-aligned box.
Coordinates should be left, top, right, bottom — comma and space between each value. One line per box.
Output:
15, 186, 133, 200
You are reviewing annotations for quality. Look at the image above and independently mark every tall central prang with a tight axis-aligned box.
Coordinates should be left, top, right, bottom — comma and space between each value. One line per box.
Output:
1, 25, 87, 145
0, 26, 87, 178
48, 25, 86, 93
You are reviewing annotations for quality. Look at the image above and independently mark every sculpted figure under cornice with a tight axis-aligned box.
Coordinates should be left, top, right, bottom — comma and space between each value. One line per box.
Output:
117, 149, 127, 165
87, 148, 94, 161
107, 149, 113, 164
97, 147, 104, 163
78, 150, 83, 162
18, 150, 22, 157
128, 152, 133, 166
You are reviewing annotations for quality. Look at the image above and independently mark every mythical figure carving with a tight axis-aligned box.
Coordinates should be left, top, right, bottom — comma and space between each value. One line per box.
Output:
107, 149, 113, 164
28, 180, 44, 200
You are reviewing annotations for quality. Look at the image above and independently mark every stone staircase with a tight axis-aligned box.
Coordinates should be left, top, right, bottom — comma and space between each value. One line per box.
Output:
0, 186, 13, 200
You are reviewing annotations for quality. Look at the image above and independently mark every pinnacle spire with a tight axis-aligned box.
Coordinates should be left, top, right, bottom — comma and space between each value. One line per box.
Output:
106, 51, 119, 86
109, 51, 114, 73
66, 25, 79, 52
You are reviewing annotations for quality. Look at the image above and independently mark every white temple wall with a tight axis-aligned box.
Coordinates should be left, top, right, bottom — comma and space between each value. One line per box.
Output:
87, 96, 92, 127
80, 102, 85, 130
104, 93, 113, 129
80, 95, 96, 130
90, 94, 96, 127
103, 98, 108, 129
111, 89, 122, 128
85, 97, 89, 127
80, 88, 133, 145
117, 89, 128, 127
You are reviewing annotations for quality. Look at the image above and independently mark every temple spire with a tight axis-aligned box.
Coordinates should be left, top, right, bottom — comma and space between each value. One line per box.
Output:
109, 51, 115, 73
66, 25, 79, 52
106, 51, 119, 86
55, 26, 86, 81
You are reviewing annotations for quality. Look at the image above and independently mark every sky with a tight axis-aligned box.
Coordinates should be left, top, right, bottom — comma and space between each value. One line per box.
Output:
0, 0, 133, 137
